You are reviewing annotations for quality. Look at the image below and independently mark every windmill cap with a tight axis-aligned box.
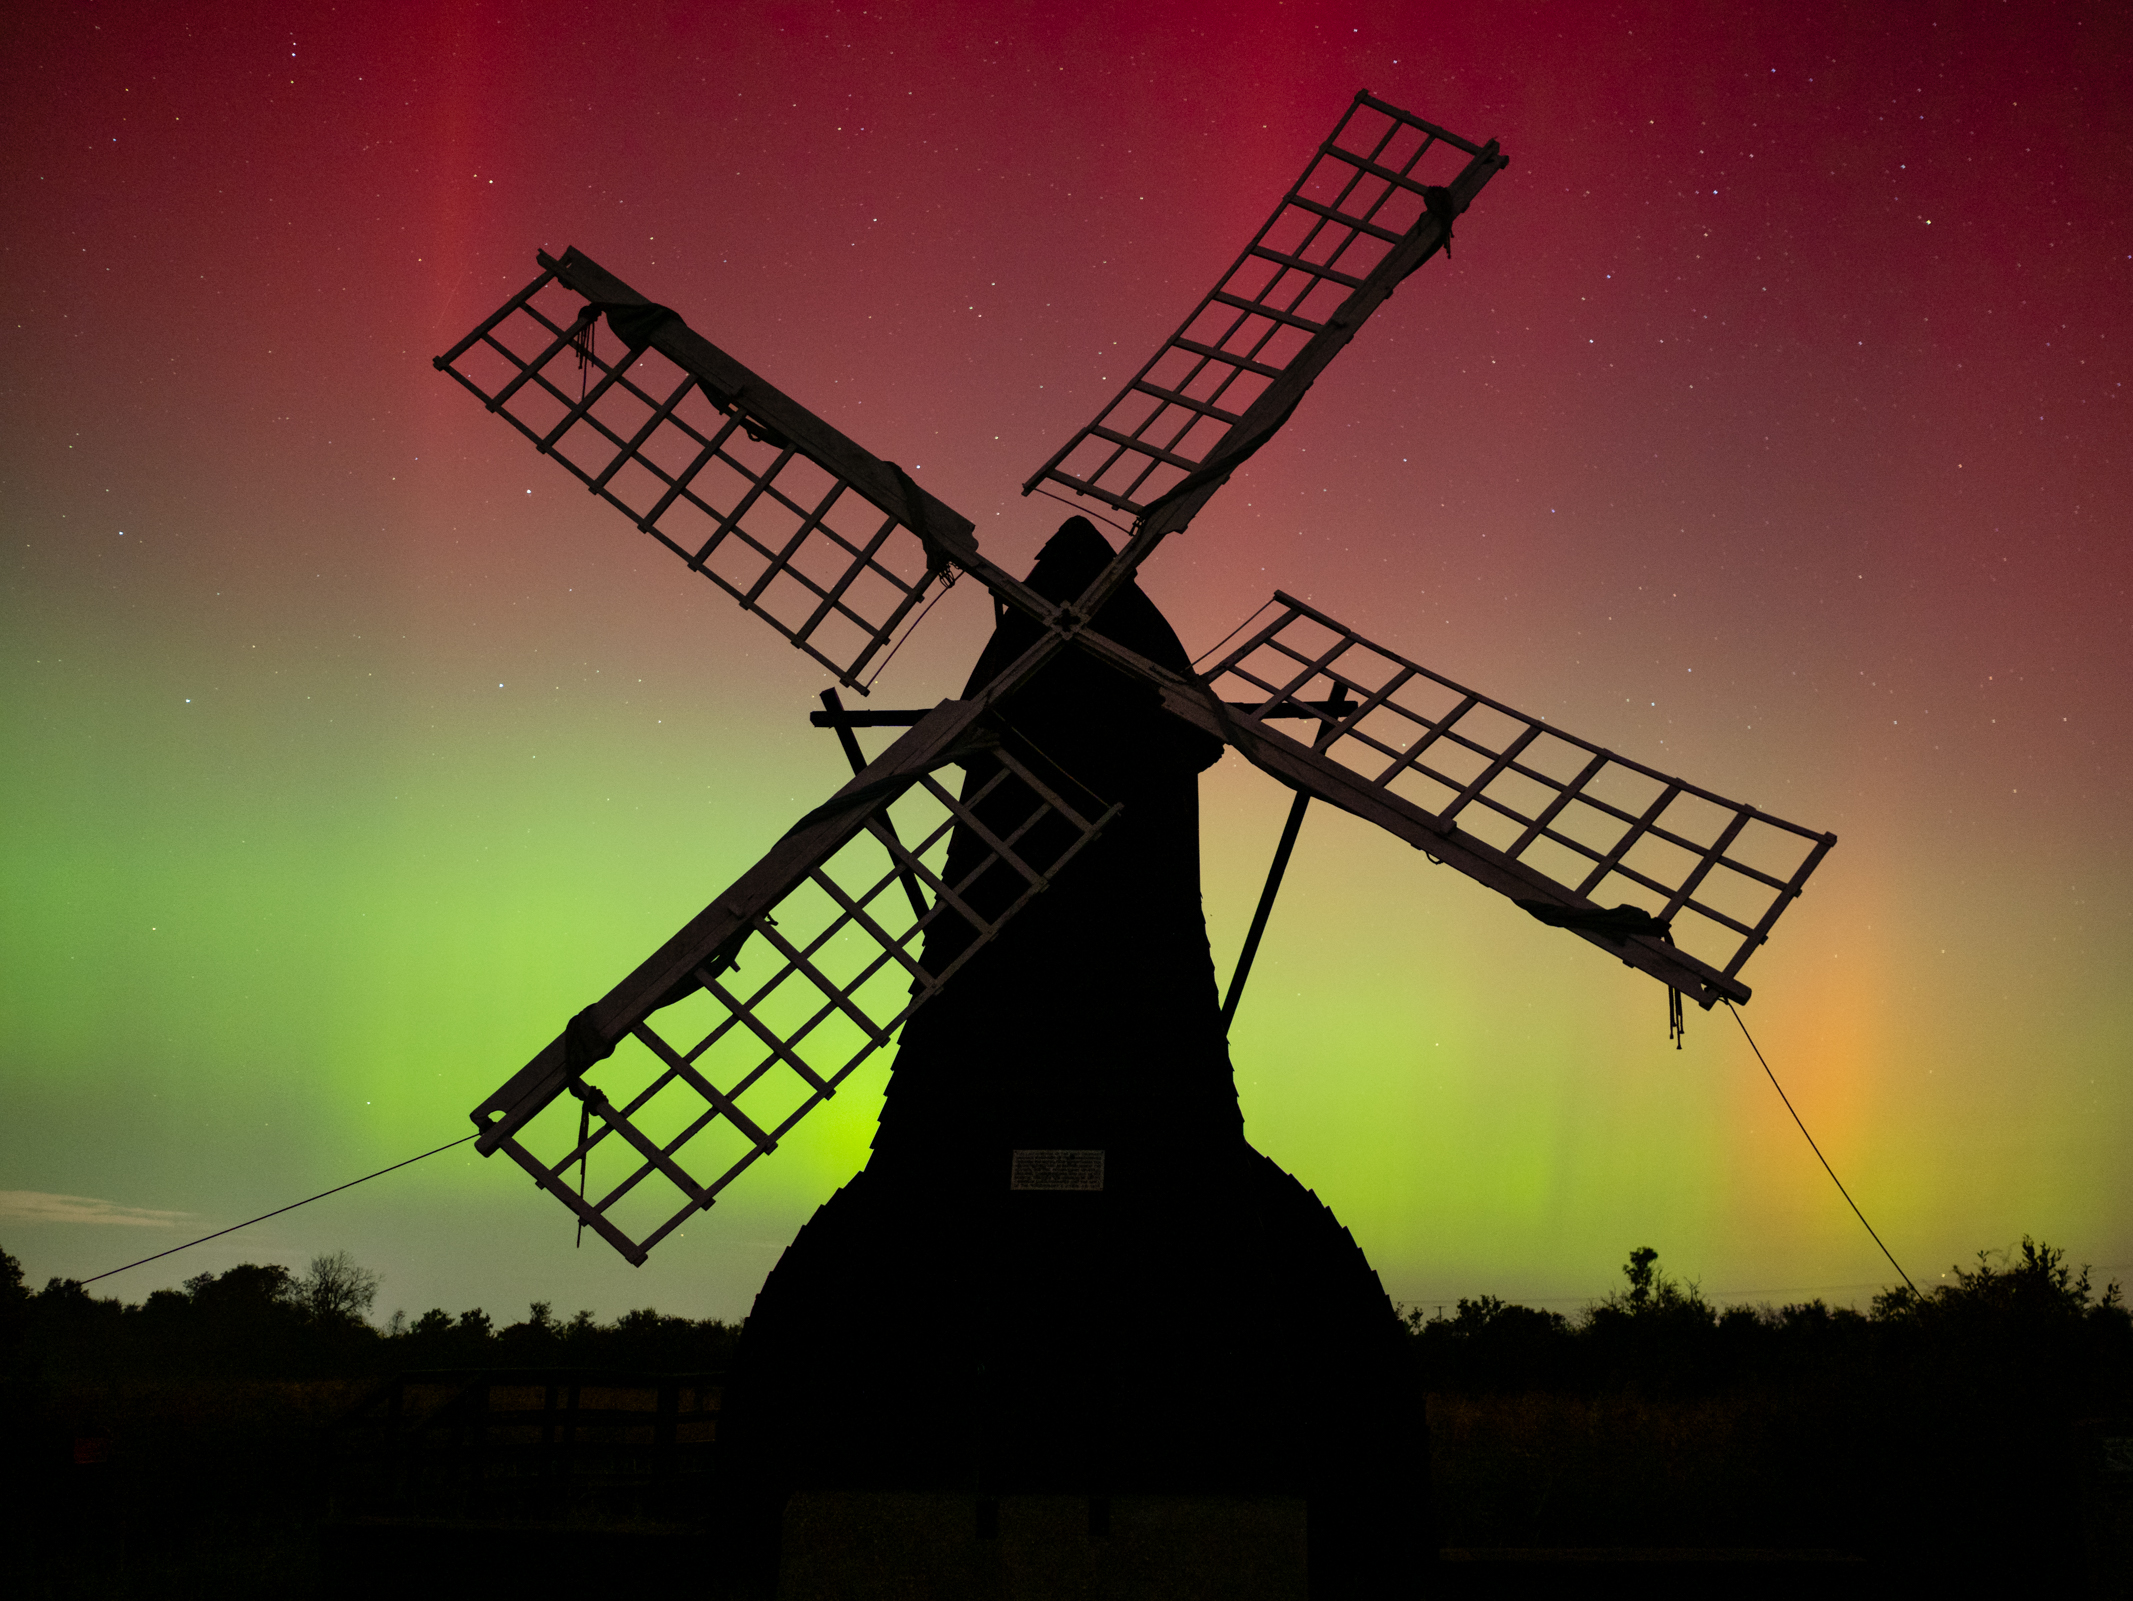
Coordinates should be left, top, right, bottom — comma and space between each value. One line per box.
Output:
1025, 516, 1118, 604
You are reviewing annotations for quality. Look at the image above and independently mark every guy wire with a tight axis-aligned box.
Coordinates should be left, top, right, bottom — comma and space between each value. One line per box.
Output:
77, 1133, 477, 1286
1031, 482, 1135, 538
1192, 598, 1279, 672
1725, 1001, 1919, 1298
861, 565, 961, 691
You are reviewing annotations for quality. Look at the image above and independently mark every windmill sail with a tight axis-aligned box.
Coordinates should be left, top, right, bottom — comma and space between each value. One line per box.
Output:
471, 700, 1118, 1263
436, 249, 982, 691
1060, 593, 1834, 1009
1023, 93, 1505, 523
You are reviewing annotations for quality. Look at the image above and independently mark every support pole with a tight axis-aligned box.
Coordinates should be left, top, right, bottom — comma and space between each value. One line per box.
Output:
819, 688, 931, 920
1220, 685, 1350, 1031
1220, 790, 1312, 1031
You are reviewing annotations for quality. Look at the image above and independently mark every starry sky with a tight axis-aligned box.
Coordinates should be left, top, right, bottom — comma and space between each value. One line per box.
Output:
4, 0, 2128, 1324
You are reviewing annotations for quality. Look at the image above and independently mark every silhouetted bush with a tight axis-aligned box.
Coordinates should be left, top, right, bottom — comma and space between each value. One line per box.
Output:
1405, 1294, 1579, 1393
382, 1296, 740, 1371
21, 1259, 374, 1380
0, 1246, 31, 1383
1408, 1238, 2127, 1407
1407, 1239, 2132, 1571
8, 1247, 742, 1385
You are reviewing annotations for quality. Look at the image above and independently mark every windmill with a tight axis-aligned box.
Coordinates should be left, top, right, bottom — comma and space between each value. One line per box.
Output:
437, 92, 1834, 1595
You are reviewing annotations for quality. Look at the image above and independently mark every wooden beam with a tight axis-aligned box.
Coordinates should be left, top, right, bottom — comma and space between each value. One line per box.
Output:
472, 698, 988, 1153
540, 248, 983, 577
1062, 625, 1755, 1009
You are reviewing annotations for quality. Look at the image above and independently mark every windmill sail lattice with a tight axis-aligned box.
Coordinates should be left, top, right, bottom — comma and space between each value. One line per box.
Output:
1025, 92, 1504, 519
1191, 594, 1835, 1005
471, 702, 1117, 1264
436, 249, 979, 691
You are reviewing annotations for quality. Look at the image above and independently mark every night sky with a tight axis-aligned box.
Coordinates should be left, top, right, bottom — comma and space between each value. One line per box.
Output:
4, 1, 2128, 1324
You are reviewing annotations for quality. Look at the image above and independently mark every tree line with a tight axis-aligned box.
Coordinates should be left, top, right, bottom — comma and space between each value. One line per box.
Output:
1404, 1237, 2131, 1406
5, 1235, 2126, 1403
1404, 1240, 2130, 1574
0, 1247, 740, 1381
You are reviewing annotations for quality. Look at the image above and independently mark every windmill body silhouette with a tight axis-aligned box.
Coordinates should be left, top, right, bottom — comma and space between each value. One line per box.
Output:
724, 519, 1425, 1588
437, 92, 1835, 1591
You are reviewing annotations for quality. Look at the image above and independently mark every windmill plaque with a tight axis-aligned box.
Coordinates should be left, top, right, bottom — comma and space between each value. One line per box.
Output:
1010, 1150, 1106, 1191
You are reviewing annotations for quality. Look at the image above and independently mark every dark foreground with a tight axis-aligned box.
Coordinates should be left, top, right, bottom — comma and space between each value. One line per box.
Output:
9, 1238, 2128, 1592
7, 1375, 2128, 1598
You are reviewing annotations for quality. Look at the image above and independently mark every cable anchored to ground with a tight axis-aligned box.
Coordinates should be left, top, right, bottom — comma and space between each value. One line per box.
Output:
1725, 1001, 1919, 1298
78, 1133, 477, 1286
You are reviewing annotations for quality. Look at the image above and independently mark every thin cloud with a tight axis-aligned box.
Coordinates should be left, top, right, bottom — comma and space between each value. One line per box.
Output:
0, 1192, 192, 1229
